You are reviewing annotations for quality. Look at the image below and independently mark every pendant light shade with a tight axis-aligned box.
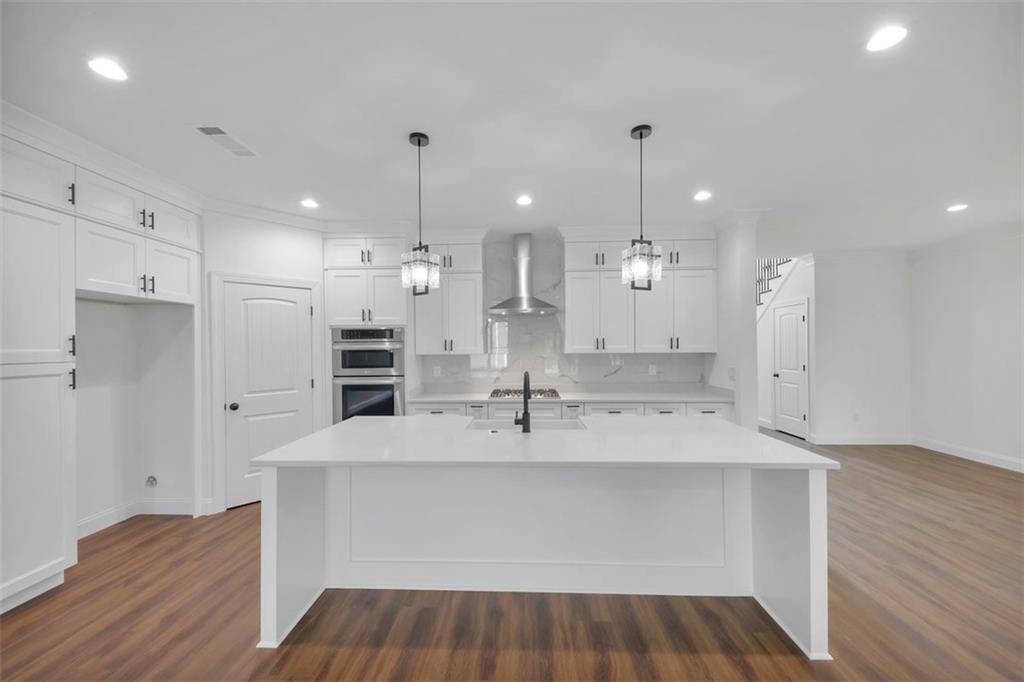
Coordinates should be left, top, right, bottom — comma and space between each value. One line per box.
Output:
622, 124, 662, 291
401, 132, 440, 295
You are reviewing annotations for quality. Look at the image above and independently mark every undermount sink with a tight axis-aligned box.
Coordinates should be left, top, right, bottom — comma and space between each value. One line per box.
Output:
467, 418, 587, 432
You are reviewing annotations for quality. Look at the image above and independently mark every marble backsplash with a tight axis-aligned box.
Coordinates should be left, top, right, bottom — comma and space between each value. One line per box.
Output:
418, 228, 711, 391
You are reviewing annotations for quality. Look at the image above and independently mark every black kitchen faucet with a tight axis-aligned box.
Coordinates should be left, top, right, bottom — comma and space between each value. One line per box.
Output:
514, 371, 531, 433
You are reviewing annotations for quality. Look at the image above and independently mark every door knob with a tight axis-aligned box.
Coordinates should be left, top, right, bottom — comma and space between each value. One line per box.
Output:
229, 402, 239, 411
772, 373, 780, 378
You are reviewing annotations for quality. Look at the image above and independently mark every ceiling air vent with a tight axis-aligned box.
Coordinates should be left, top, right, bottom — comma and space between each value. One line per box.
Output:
195, 126, 258, 158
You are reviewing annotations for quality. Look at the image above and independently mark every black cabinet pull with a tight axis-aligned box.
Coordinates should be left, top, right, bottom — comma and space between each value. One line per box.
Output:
595, 252, 599, 266
602, 338, 606, 350
601, 252, 605, 266
701, 410, 716, 414
229, 402, 239, 411
148, 211, 155, 229
149, 275, 155, 294
139, 209, 147, 227
69, 334, 76, 357
595, 337, 599, 350
608, 410, 622, 414
140, 274, 147, 292
68, 183, 76, 205
430, 410, 444, 415
361, 309, 365, 322
659, 410, 673, 414
367, 309, 372, 322
68, 368, 76, 390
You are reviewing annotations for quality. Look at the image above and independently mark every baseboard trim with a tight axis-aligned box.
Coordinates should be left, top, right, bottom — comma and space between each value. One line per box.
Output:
1, 572, 64, 614
810, 434, 911, 445
912, 437, 1023, 473
77, 498, 193, 539
758, 417, 774, 429
752, 594, 832, 661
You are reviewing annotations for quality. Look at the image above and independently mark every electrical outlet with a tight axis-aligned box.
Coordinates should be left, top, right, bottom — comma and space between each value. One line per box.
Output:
432, 365, 441, 378
648, 364, 657, 376
728, 366, 736, 381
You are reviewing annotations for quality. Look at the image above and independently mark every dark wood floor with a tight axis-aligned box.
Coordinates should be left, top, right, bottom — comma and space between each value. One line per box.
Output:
2, 435, 1021, 681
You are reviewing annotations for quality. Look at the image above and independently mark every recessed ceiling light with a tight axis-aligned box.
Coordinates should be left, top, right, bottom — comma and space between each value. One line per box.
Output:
693, 190, 713, 202
946, 203, 968, 213
866, 25, 908, 52
87, 57, 127, 81
300, 197, 319, 209
516, 194, 533, 206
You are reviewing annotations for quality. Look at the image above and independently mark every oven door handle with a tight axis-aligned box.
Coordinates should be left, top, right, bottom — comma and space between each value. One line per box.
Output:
333, 377, 405, 386
332, 342, 403, 351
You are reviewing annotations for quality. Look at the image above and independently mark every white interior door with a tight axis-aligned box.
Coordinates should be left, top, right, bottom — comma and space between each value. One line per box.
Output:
224, 282, 314, 507
773, 300, 808, 439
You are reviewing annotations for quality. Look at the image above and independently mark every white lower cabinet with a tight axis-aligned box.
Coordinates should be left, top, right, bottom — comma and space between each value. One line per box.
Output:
686, 403, 732, 418
1, 363, 76, 613
1, 199, 75, 364
409, 402, 467, 416
644, 403, 685, 416
487, 402, 561, 420
466, 403, 487, 419
561, 403, 585, 419
585, 402, 644, 416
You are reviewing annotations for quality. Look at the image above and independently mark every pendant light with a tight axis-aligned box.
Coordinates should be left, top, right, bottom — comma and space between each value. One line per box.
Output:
622, 124, 662, 290
401, 132, 440, 295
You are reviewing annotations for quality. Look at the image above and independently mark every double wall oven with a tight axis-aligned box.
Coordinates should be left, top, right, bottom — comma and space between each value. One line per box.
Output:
331, 328, 405, 423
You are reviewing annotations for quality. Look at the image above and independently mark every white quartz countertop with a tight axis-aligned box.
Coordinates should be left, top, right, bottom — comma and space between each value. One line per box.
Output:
407, 387, 734, 404
252, 415, 838, 470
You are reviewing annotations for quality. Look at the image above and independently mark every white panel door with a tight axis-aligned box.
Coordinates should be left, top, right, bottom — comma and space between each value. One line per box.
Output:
145, 240, 198, 304
224, 283, 314, 507
366, 237, 405, 268
0, 136, 76, 209
634, 270, 675, 353
564, 242, 601, 270
144, 196, 199, 250
563, 271, 600, 353
324, 269, 367, 326
1, 199, 75, 364
443, 244, 482, 273
1, 363, 76, 605
367, 269, 407, 325
76, 219, 147, 298
598, 270, 634, 353
323, 238, 366, 267
74, 169, 146, 231
446, 273, 483, 355
413, 282, 445, 354
673, 269, 716, 352
773, 300, 808, 439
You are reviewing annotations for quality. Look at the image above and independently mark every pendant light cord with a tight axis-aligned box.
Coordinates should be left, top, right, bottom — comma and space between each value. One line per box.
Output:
417, 143, 423, 248
639, 133, 644, 241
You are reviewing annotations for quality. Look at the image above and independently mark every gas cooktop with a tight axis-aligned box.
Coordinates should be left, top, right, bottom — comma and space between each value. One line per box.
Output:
489, 388, 561, 399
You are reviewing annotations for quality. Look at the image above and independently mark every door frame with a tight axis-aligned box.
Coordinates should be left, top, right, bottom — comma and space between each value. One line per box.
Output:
766, 297, 810, 436
208, 272, 326, 514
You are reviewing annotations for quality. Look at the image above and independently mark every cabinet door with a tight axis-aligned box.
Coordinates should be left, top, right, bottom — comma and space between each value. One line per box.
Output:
75, 169, 146, 231
145, 196, 199, 250
598, 271, 634, 353
564, 241, 601, 270
561, 403, 585, 419
1, 199, 75, 364
487, 402, 561, 420
413, 281, 445, 354
444, 244, 482, 273
466, 403, 487, 419
325, 270, 368, 326
367, 269, 407, 325
599, 241, 631, 270
323, 238, 367, 268
585, 402, 644, 416
1, 363, 77, 605
446, 273, 483, 355
366, 237, 405, 268
145, 240, 198, 304
669, 240, 716, 269
634, 270, 675, 353
409, 403, 466, 416
674, 270, 716, 352
562, 271, 600, 353
76, 219, 147, 298
0, 136, 75, 209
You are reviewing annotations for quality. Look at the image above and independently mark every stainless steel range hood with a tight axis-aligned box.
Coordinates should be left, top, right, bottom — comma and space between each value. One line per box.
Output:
488, 233, 558, 316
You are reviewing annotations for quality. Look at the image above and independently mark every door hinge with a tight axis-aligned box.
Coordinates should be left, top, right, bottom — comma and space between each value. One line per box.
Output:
311, 378, 315, 389
803, 414, 807, 421
802, 314, 806, 322
310, 305, 313, 317
803, 364, 806, 371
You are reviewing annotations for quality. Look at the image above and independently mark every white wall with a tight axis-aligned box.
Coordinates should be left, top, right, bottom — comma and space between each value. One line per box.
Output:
203, 210, 324, 281
757, 256, 815, 428
908, 225, 1023, 471
812, 250, 912, 443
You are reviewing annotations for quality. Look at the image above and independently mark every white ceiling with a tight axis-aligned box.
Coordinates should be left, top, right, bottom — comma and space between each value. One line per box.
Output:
1, 2, 1020, 253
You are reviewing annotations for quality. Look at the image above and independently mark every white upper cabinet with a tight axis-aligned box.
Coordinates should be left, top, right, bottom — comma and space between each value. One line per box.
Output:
673, 270, 716, 352
598, 270, 635, 353
564, 241, 630, 270
441, 243, 483, 273
74, 168, 146, 231
413, 273, 483, 355
665, 240, 716, 269
562, 271, 601, 353
325, 268, 408, 326
366, 269, 407, 325
143, 196, 200, 250
324, 237, 406, 268
145, 240, 199, 304
325, 270, 368, 325
634, 271, 675, 353
1, 199, 75, 364
77, 219, 147, 299
0, 137, 75, 209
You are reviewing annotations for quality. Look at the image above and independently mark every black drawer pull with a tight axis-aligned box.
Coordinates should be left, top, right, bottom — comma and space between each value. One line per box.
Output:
429, 410, 444, 415
659, 410, 673, 414
700, 410, 716, 414
608, 410, 622, 414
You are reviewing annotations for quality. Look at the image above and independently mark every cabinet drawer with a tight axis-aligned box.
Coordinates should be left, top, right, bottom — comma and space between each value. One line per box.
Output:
686, 403, 731, 418
560, 403, 585, 419
487, 403, 561, 420
409, 403, 466, 416
585, 402, 644, 416
466, 403, 487, 419
644, 403, 685, 416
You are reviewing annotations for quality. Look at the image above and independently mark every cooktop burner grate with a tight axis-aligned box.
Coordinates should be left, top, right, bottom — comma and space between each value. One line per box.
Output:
489, 388, 561, 399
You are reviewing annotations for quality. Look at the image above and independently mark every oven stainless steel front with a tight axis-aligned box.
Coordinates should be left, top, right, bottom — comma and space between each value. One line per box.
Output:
331, 328, 405, 422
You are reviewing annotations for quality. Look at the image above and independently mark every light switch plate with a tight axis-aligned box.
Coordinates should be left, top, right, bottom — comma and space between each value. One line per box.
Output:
433, 365, 441, 378
648, 364, 657, 376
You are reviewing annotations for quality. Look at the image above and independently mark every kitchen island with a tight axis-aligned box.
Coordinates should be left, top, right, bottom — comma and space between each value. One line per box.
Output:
252, 415, 839, 659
